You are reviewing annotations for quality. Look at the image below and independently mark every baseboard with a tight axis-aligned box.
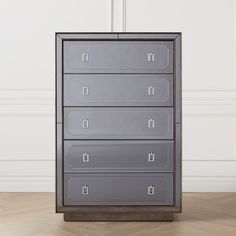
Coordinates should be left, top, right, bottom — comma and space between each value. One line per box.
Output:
0, 176, 236, 192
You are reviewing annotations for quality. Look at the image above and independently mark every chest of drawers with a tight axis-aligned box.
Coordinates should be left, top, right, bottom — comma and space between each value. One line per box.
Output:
56, 33, 182, 221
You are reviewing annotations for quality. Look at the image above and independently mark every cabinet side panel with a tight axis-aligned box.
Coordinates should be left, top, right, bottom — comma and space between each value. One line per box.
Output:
56, 35, 63, 123
56, 35, 63, 211
175, 124, 182, 211
174, 34, 182, 211
175, 35, 182, 123
56, 124, 63, 210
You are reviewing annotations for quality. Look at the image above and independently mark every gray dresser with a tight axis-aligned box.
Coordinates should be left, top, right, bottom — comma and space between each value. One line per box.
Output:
56, 33, 182, 221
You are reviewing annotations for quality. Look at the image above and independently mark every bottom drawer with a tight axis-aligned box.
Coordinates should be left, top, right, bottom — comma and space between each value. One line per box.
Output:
64, 173, 173, 205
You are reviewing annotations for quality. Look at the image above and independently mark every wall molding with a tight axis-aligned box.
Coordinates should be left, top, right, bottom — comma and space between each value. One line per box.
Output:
2, 89, 236, 104
1, 176, 235, 192
1, 89, 236, 115
0, 89, 54, 115
0, 160, 235, 176
0, 89, 53, 105
183, 177, 236, 192
183, 90, 236, 105
111, 0, 126, 32
0, 177, 54, 192
0, 160, 235, 192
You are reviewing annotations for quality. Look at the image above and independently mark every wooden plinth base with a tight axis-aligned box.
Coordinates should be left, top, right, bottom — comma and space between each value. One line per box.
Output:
64, 212, 174, 222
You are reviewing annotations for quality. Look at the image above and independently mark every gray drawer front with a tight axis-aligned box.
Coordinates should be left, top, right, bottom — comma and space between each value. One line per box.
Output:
63, 41, 173, 73
64, 141, 173, 172
64, 74, 173, 106
64, 173, 173, 205
64, 107, 173, 139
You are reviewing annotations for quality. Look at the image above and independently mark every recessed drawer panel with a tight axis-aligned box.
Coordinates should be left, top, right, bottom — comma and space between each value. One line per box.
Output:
64, 74, 173, 106
63, 41, 173, 73
64, 141, 173, 172
64, 173, 173, 205
64, 107, 173, 139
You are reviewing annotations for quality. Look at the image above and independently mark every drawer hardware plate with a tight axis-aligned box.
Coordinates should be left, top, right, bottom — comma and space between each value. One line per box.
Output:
81, 52, 89, 62
82, 85, 89, 95
148, 185, 155, 195
148, 152, 155, 162
82, 153, 90, 162
82, 185, 89, 195
148, 52, 155, 62
82, 118, 89, 129
148, 119, 155, 128
148, 86, 155, 95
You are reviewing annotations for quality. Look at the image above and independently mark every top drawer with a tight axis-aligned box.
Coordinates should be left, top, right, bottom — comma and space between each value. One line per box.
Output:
63, 41, 173, 73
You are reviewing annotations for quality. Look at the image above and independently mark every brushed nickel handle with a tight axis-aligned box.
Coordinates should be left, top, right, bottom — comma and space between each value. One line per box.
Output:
148, 52, 155, 62
147, 185, 155, 195
148, 86, 155, 95
82, 153, 89, 162
82, 85, 89, 95
82, 185, 89, 195
81, 52, 89, 62
148, 153, 155, 162
82, 118, 89, 129
148, 119, 155, 128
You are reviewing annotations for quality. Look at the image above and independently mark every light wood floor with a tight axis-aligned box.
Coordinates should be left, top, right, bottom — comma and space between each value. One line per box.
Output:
0, 193, 235, 236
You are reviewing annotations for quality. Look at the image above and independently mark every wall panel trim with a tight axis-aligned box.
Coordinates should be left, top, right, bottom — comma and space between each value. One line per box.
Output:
1, 176, 235, 192
111, 0, 126, 32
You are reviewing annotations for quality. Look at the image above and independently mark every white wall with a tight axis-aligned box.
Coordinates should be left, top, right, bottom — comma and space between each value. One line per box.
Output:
0, 0, 235, 192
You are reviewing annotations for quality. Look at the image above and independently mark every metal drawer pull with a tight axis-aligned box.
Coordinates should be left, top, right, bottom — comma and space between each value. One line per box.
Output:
148, 119, 155, 128
82, 85, 89, 95
148, 185, 155, 195
82, 118, 89, 129
148, 86, 155, 95
82, 153, 89, 162
148, 153, 155, 162
148, 52, 155, 62
81, 52, 89, 62
82, 185, 89, 195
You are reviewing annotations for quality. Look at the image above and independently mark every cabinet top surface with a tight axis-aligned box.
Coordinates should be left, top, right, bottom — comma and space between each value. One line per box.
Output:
56, 32, 182, 40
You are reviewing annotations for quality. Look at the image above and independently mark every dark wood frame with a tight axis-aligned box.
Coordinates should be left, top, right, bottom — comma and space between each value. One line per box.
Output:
56, 33, 182, 221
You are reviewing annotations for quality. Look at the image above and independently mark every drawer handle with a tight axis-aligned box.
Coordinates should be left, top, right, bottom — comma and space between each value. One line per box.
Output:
81, 52, 89, 62
82, 118, 89, 129
148, 119, 155, 128
82, 153, 90, 162
148, 152, 155, 162
147, 185, 155, 195
148, 86, 155, 95
82, 185, 89, 195
148, 52, 155, 62
82, 85, 89, 95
